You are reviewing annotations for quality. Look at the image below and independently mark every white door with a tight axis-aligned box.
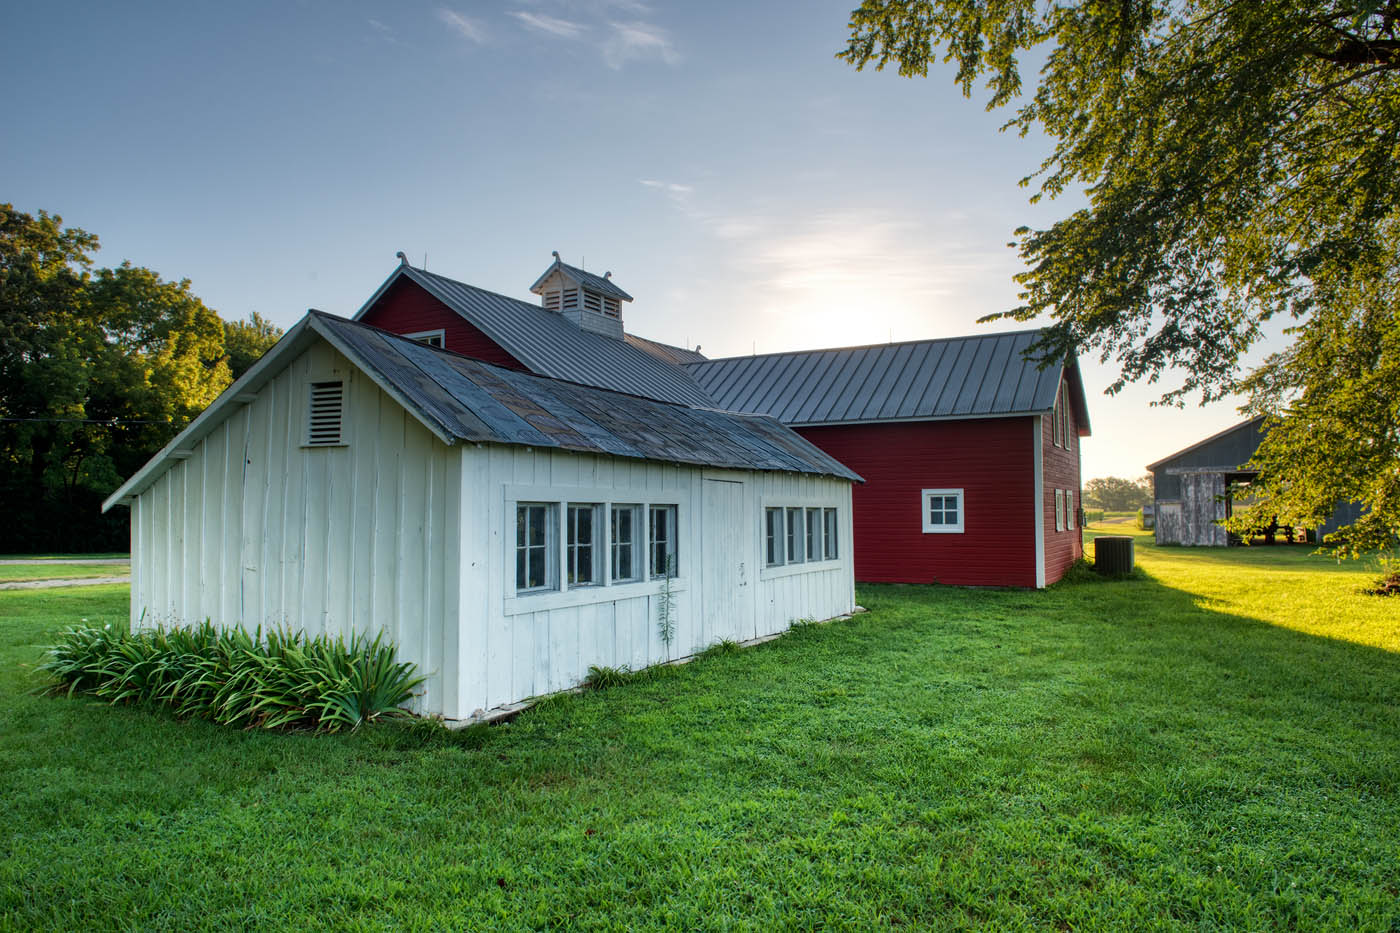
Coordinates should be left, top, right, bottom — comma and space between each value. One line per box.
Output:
702, 479, 753, 644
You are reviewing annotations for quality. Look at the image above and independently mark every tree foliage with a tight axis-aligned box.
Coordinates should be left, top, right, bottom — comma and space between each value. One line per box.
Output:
0, 204, 253, 552
841, 0, 1400, 552
224, 311, 283, 380
1083, 475, 1153, 512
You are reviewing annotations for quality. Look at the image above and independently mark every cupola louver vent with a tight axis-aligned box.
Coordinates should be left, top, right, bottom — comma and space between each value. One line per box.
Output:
306, 380, 345, 446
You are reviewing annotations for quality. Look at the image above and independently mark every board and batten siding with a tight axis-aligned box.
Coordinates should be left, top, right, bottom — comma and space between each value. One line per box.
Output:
129, 341, 461, 714
453, 449, 854, 717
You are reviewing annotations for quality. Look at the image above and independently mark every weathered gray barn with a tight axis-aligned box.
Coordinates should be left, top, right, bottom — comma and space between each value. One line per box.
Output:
1148, 417, 1363, 546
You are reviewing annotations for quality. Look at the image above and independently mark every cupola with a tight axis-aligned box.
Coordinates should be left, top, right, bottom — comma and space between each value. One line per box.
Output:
529, 251, 633, 340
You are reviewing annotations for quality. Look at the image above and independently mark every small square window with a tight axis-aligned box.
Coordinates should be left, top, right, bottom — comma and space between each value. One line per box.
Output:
921, 489, 964, 534
404, 329, 445, 349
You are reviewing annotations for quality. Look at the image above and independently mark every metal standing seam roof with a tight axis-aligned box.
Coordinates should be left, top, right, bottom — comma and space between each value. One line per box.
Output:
685, 329, 1084, 428
358, 266, 713, 409
317, 314, 860, 482
624, 332, 708, 366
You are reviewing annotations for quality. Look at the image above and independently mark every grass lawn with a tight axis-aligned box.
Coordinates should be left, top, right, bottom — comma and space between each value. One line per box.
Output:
0, 564, 129, 583
0, 553, 128, 562
2, 540, 1398, 930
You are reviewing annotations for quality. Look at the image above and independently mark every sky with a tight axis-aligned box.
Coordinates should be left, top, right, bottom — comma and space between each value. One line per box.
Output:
2, 0, 1268, 480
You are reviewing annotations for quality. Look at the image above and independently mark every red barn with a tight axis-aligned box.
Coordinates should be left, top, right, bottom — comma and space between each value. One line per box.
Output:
354, 254, 1090, 587
685, 336, 1091, 587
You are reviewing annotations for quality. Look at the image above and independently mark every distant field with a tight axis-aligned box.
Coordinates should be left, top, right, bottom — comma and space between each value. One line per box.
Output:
0, 564, 129, 583
1, 537, 1396, 929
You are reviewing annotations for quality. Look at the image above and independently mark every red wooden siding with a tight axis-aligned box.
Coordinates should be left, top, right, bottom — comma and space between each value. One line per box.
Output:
1041, 380, 1084, 584
360, 278, 525, 369
798, 419, 1037, 587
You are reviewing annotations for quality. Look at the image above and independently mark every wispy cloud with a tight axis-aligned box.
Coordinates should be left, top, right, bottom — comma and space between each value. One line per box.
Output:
437, 7, 486, 44
368, 18, 403, 45
640, 179, 693, 197
603, 20, 679, 68
510, 10, 587, 39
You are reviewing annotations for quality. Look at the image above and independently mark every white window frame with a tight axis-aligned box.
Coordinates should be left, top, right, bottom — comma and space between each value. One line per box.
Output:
514, 502, 557, 593
610, 504, 642, 584
649, 504, 679, 579
921, 488, 965, 534
759, 497, 843, 579
1055, 489, 1065, 532
822, 508, 838, 560
403, 328, 446, 349
764, 507, 785, 567
566, 503, 603, 587
504, 484, 685, 614
1067, 490, 1076, 530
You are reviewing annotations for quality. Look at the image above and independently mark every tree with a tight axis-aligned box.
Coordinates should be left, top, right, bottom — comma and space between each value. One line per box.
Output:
0, 204, 238, 551
224, 311, 283, 379
840, 0, 1400, 551
1083, 475, 1152, 512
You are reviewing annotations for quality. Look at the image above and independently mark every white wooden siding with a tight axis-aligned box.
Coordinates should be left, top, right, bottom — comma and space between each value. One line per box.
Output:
454, 451, 855, 718
128, 341, 460, 714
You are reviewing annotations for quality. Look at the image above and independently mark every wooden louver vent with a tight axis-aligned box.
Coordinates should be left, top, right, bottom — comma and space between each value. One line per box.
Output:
307, 380, 344, 446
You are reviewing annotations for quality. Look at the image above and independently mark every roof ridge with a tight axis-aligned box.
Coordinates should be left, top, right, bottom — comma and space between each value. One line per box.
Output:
689, 327, 1049, 364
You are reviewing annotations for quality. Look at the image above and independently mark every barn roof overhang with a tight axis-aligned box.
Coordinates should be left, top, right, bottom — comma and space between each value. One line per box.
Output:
1145, 415, 1267, 472
103, 313, 859, 512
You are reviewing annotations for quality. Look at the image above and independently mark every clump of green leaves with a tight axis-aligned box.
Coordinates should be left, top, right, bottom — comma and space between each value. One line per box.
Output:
583, 664, 634, 690
1362, 558, 1400, 597
38, 620, 423, 732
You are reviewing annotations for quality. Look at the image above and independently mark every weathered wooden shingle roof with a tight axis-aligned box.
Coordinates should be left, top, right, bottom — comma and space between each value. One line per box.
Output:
354, 265, 710, 408
685, 330, 1090, 432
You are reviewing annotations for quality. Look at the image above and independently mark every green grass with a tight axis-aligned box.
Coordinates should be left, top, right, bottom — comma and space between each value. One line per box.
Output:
0, 563, 128, 583
2, 539, 1399, 930
0, 553, 128, 561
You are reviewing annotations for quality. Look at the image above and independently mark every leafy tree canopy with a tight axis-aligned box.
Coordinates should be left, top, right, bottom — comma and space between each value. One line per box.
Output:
224, 311, 283, 380
841, 0, 1400, 553
1084, 475, 1153, 512
0, 203, 256, 551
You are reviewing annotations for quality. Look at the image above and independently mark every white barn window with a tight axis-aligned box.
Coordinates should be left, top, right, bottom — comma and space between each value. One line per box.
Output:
785, 508, 805, 563
567, 504, 602, 586
1055, 490, 1065, 532
516, 503, 557, 592
649, 505, 677, 578
610, 504, 641, 583
805, 507, 822, 562
764, 507, 785, 566
1067, 491, 1076, 530
404, 329, 445, 348
823, 508, 838, 559
921, 489, 964, 533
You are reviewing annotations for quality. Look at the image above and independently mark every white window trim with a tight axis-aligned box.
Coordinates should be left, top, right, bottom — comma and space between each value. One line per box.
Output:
921, 488, 965, 534
1055, 489, 1065, 532
503, 484, 685, 613
758, 496, 844, 579
1067, 490, 1076, 530
403, 328, 446, 348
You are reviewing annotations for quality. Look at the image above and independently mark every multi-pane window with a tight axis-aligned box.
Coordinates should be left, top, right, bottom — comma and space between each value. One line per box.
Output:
805, 508, 821, 563
921, 489, 964, 533
567, 503, 601, 586
515, 503, 556, 592
610, 504, 641, 583
649, 504, 678, 578
785, 508, 805, 563
1055, 490, 1065, 532
764, 507, 785, 567
1067, 491, 1076, 530
823, 508, 838, 560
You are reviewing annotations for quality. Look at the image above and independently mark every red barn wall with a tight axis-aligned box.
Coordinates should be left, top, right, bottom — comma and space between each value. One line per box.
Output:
360, 278, 525, 369
798, 418, 1037, 587
1041, 383, 1084, 585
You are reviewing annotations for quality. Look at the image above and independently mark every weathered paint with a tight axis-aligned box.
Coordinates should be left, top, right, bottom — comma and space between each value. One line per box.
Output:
453, 450, 854, 716
360, 276, 525, 369
130, 340, 461, 714
127, 334, 855, 720
796, 418, 1038, 587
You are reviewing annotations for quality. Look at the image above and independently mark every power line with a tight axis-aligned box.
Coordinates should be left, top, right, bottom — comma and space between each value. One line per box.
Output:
0, 417, 177, 425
